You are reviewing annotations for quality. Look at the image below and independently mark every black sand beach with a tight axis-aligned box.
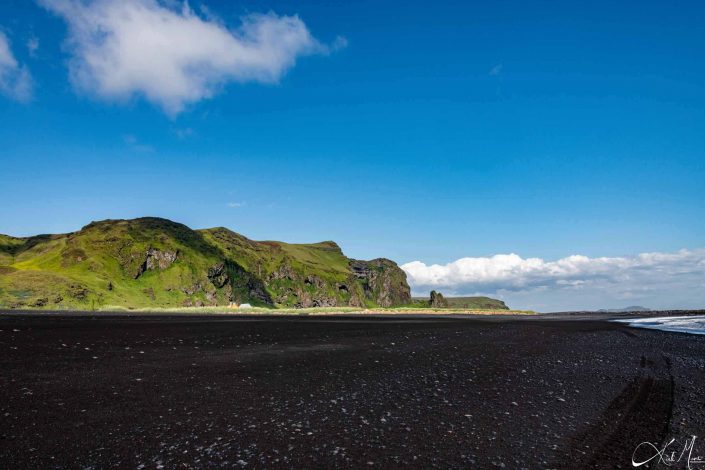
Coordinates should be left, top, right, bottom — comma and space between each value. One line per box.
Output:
1, 312, 704, 468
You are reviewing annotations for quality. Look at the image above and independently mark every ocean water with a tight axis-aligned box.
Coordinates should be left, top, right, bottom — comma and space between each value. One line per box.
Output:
615, 315, 705, 335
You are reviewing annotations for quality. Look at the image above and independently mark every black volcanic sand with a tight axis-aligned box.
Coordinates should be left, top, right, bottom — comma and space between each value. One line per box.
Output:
1, 313, 705, 469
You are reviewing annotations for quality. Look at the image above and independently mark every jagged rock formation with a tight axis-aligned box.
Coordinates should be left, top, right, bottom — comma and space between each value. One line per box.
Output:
429, 290, 449, 308
134, 248, 178, 279
0, 217, 411, 310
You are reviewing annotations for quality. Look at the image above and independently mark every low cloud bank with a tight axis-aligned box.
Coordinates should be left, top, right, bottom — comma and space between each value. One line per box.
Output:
402, 249, 705, 311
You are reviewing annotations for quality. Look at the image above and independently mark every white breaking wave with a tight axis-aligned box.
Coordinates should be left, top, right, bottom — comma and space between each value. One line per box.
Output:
616, 315, 705, 335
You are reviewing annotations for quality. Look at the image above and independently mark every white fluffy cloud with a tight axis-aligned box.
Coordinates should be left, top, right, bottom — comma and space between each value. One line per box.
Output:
402, 249, 705, 311
40, 0, 335, 115
0, 32, 32, 102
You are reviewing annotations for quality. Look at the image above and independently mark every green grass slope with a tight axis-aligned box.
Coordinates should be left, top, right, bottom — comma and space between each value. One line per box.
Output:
200, 228, 409, 308
0, 218, 410, 310
1, 218, 229, 309
445, 296, 509, 310
410, 295, 509, 310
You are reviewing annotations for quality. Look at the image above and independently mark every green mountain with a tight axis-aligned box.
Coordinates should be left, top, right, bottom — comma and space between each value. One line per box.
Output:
0, 217, 411, 310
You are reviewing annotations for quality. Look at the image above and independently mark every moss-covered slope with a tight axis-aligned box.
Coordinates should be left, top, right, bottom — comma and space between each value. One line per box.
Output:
200, 227, 410, 308
410, 295, 509, 310
0, 217, 410, 310
444, 296, 508, 310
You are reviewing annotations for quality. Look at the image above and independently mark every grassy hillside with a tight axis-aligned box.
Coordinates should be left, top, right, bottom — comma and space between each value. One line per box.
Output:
200, 227, 409, 308
445, 296, 509, 310
411, 295, 509, 310
0, 218, 410, 310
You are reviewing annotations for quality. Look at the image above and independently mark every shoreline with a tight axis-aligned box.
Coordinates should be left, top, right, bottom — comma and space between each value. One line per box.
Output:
0, 306, 536, 316
2, 307, 704, 317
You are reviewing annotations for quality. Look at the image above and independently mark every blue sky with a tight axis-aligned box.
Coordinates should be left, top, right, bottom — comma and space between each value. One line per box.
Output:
1, 0, 704, 310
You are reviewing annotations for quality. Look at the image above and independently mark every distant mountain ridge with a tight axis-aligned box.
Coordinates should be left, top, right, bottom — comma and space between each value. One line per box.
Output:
411, 296, 509, 310
0, 217, 411, 310
598, 306, 651, 313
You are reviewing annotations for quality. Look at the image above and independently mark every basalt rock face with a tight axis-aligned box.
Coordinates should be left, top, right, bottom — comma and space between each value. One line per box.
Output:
0, 217, 410, 310
350, 259, 412, 307
134, 248, 178, 279
429, 290, 449, 308
263, 261, 344, 308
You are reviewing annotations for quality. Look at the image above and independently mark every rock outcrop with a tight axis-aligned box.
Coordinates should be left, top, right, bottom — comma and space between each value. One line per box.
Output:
207, 262, 229, 288
134, 248, 178, 279
429, 290, 449, 308
350, 259, 411, 307
262, 258, 411, 308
